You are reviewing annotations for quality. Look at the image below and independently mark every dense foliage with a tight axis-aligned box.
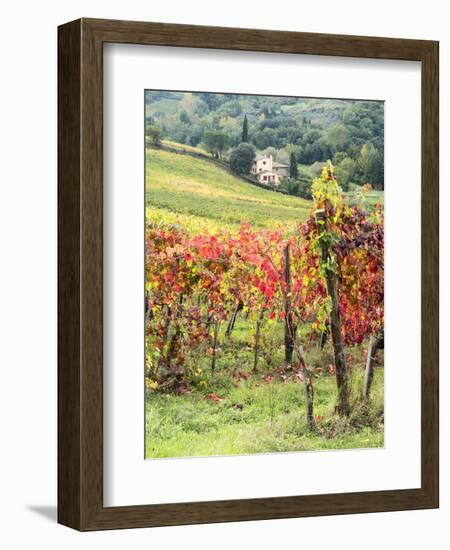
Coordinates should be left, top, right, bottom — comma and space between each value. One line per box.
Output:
229, 143, 256, 174
145, 164, 384, 403
145, 91, 384, 189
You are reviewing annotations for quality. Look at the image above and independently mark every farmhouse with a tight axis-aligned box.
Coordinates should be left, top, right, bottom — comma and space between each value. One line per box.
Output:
250, 154, 288, 186
255, 170, 283, 186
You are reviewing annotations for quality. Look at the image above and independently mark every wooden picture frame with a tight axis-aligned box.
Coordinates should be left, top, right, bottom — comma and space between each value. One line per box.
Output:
58, 18, 439, 531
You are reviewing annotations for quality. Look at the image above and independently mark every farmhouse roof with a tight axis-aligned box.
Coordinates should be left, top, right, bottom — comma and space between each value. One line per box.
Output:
272, 162, 288, 168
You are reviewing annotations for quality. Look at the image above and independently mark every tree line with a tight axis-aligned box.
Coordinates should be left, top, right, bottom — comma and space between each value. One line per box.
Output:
146, 92, 384, 190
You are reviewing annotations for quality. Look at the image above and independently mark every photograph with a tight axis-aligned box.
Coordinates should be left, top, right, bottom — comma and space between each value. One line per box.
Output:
144, 90, 385, 459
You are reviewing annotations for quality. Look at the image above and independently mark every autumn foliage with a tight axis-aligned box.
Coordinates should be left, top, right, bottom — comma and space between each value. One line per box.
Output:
145, 164, 384, 400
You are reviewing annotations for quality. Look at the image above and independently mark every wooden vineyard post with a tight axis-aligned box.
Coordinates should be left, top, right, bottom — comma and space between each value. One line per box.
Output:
211, 320, 220, 373
363, 336, 376, 399
298, 345, 315, 430
225, 301, 242, 337
363, 335, 382, 400
283, 243, 295, 364
315, 209, 350, 416
284, 241, 314, 428
156, 305, 172, 375
253, 310, 265, 373
253, 316, 261, 372
166, 295, 184, 372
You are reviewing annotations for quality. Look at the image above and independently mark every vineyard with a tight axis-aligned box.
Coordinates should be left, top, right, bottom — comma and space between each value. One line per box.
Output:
145, 148, 312, 233
145, 156, 384, 458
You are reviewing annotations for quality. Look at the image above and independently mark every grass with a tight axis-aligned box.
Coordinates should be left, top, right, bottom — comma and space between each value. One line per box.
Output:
146, 147, 312, 233
161, 140, 209, 157
146, 318, 384, 459
146, 367, 384, 459
347, 181, 384, 207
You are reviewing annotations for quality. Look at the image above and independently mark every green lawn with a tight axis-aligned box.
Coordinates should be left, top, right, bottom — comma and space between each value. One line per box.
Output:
146, 318, 384, 458
146, 147, 312, 233
146, 362, 384, 459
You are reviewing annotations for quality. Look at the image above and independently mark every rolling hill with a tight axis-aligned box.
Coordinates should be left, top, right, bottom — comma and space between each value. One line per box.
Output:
145, 147, 313, 234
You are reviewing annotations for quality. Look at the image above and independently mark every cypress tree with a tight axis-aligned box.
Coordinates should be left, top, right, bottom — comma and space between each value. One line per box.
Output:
242, 114, 248, 143
289, 152, 299, 179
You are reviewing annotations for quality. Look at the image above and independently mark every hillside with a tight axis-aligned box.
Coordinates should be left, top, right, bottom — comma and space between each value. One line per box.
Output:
145, 91, 377, 132
146, 147, 313, 234
145, 90, 384, 191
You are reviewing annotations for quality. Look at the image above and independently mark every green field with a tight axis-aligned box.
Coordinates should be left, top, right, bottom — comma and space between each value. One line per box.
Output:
146, 319, 384, 458
146, 147, 313, 233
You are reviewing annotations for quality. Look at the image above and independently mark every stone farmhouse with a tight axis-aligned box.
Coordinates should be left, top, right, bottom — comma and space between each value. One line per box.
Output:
250, 154, 289, 186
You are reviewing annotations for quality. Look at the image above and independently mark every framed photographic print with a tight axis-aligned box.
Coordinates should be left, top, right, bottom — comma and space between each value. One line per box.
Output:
58, 18, 439, 530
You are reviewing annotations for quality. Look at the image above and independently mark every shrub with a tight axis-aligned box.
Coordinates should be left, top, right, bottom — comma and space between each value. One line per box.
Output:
146, 124, 163, 147
229, 143, 256, 175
